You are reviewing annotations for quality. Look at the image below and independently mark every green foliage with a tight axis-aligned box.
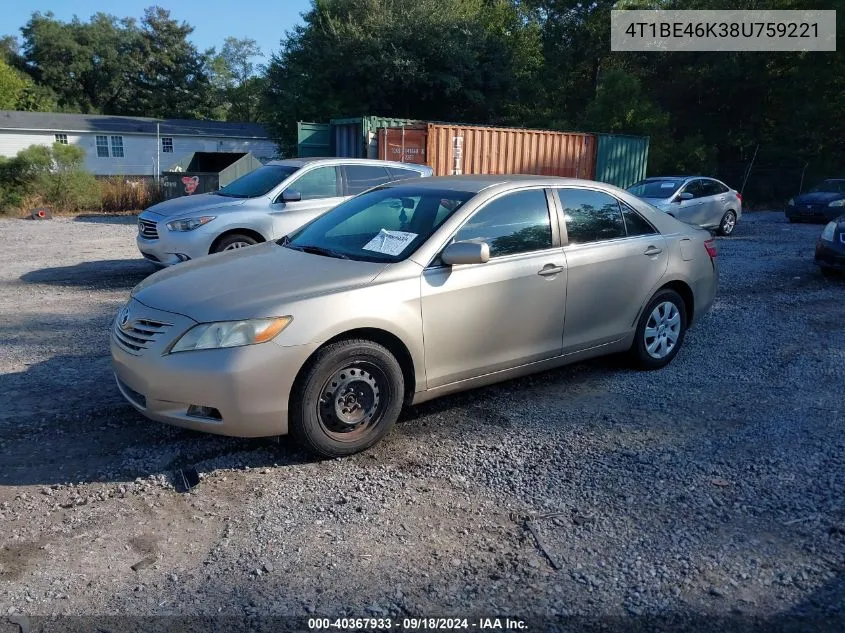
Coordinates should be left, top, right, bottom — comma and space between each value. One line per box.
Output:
0, 143, 99, 214
262, 0, 544, 153
0, 58, 27, 109
209, 37, 265, 122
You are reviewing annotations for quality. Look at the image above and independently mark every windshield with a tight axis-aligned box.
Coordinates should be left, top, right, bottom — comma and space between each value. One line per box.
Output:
215, 165, 299, 198
810, 180, 845, 193
283, 185, 475, 262
627, 179, 684, 199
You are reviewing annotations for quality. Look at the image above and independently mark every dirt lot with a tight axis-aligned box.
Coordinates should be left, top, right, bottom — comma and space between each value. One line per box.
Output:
0, 212, 843, 632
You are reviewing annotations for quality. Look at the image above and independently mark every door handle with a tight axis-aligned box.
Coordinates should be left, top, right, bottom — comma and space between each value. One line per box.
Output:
538, 264, 565, 276
644, 246, 663, 256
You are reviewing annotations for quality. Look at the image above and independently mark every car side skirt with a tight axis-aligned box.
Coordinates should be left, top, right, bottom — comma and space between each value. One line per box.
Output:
410, 335, 633, 406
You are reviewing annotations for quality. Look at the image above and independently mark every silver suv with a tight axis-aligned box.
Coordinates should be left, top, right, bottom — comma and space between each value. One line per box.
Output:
136, 158, 432, 266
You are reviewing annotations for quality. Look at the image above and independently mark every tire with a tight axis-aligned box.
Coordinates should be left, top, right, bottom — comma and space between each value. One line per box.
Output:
821, 267, 838, 279
718, 210, 737, 236
212, 233, 259, 254
630, 289, 687, 370
290, 339, 404, 457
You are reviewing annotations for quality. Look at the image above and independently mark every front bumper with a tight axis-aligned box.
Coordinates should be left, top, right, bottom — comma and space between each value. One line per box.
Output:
136, 215, 217, 267
815, 238, 845, 271
786, 206, 842, 222
110, 299, 318, 437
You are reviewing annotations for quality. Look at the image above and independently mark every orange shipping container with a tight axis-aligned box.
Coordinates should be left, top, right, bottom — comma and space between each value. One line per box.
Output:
377, 127, 428, 164
425, 123, 595, 178
379, 123, 596, 178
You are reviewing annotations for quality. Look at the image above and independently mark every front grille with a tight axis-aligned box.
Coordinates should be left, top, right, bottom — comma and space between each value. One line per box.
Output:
138, 218, 158, 239
113, 317, 172, 355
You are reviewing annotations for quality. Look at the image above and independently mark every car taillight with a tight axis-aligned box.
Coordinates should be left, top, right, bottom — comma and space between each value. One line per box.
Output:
736, 191, 743, 203
704, 238, 717, 259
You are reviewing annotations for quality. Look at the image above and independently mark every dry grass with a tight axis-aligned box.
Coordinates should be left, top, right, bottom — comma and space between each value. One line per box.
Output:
98, 177, 165, 213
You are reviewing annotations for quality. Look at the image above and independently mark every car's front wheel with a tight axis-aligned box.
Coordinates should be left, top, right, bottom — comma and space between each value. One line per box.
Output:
212, 233, 259, 253
718, 210, 737, 236
631, 289, 687, 370
290, 339, 404, 457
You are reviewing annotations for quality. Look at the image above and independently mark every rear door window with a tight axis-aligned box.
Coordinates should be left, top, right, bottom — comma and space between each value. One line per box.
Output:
558, 188, 626, 244
699, 180, 724, 197
621, 202, 657, 236
386, 166, 423, 181
345, 165, 392, 195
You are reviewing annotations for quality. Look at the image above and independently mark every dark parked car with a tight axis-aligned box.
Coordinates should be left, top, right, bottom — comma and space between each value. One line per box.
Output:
786, 179, 845, 223
815, 215, 845, 277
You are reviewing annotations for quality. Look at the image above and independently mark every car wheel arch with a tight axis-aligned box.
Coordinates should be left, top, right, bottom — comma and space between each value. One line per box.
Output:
209, 228, 267, 254
291, 328, 418, 407
632, 279, 695, 330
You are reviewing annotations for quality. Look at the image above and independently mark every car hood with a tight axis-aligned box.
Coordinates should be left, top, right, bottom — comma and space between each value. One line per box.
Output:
131, 242, 388, 322
143, 193, 250, 218
795, 191, 844, 204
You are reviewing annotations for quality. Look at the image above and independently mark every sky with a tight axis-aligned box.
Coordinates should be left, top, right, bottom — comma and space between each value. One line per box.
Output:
0, 0, 312, 64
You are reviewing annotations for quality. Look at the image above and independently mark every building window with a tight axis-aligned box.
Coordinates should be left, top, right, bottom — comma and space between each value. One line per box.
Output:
161, 137, 173, 153
55, 134, 68, 145
96, 135, 110, 157
110, 135, 124, 158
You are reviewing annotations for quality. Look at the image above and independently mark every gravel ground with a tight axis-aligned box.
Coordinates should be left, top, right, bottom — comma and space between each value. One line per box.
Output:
0, 212, 843, 632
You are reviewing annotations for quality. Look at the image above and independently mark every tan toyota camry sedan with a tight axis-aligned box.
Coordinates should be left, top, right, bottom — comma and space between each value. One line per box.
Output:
111, 176, 719, 457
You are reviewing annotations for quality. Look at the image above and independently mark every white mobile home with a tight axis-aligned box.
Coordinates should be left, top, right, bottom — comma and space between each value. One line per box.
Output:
0, 111, 278, 177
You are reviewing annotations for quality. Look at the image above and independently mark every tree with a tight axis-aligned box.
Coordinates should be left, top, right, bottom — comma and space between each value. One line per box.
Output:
209, 37, 265, 121
0, 57, 56, 111
123, 7, 216, 119
17, 7, 217, 119
262, 0, 544, 152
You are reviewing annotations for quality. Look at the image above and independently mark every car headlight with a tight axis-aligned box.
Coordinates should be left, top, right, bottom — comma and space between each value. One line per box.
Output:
170, 317, 292, 353
828, 199, 845, 208
787, 198, 795, 206
166, 216, 216, 231
821, 221, 837, 241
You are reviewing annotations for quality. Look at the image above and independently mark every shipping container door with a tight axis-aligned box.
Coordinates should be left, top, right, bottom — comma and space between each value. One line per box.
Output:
297, 122, 333, 157
595, 135, 649, 188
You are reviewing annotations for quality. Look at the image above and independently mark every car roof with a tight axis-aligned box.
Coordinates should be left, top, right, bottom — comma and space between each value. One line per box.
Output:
267, 157, 429, 170
382, 174, 610, 194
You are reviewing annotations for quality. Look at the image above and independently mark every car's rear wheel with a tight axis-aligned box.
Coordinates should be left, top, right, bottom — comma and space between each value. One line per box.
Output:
631, 289, 687, 370
718, 210, 737, 236
290, 339, 404, 457
212, 233, 258, 253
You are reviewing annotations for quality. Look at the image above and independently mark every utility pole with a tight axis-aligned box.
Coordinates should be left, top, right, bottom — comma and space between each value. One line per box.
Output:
156, 123, 160, 185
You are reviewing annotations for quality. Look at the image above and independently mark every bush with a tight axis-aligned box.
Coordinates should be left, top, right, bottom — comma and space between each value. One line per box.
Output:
99, 177, 164, 213
0, 142, 102, 214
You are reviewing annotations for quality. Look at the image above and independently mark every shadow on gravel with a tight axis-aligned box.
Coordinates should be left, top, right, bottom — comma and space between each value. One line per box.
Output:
73, 214, 139, 225
20, 259, 155, 290
0, 351, 313, 487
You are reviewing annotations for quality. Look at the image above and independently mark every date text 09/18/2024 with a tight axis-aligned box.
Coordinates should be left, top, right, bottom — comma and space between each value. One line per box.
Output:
307, 617, 528, 630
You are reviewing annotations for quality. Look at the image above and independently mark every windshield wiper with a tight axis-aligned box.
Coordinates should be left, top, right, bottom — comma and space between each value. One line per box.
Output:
293, 244, 350, 260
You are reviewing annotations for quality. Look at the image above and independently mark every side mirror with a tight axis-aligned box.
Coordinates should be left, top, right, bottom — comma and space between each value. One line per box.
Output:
441, 241, 490, 266
676, 192, 693, 202
281, 190, 302, 203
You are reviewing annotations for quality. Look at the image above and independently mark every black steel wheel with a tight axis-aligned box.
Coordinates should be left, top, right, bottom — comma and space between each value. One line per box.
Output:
290, 339, 404, 457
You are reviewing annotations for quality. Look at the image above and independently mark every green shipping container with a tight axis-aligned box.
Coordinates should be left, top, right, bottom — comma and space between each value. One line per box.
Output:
595, 134, 650, 189
296, 122, 333, 157
297, 117, 421, 158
